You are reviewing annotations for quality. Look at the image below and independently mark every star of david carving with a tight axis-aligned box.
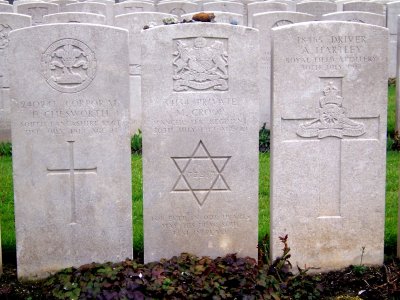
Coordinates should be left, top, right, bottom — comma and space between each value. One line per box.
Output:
171, 140, 231, 207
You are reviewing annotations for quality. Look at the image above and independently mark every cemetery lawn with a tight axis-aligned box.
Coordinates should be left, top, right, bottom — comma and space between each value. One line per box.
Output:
0, 151, 399, 256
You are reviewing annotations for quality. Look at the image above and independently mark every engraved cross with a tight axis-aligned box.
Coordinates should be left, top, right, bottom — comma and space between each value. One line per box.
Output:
281, 78, 379, 218
47, 141, 97, 224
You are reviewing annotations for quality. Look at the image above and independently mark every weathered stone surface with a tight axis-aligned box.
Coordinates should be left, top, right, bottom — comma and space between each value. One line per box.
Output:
181, 11, 244, 24
114, 12, 176, 134
9, 23, 132, 280
43, 11, 106, 23
157, 1, 199, 18
343, 1, 385, 15
65, 2, 107, 16
267, 0, 296, 11
271, 21, 388, 272
203, 1, 244, 14
50, 0, 77, 12
0, 3, 13, 12
85, 0, 114, 24
296, 1, 337, 20
321, 11, 385, 26
142, 23, 259, 263
247, 2, 288, 27
16, 2, 59, 25
0, 13, 31, 142
253, 11, 313, 128
114, 1, 155, 16
386, 1, 400, 78
387, 1, 400, 35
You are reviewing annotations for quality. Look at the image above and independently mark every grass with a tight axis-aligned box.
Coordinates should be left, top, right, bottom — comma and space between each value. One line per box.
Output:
0, 151, 398, 257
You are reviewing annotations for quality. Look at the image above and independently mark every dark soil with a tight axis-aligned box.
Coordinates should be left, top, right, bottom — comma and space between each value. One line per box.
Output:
0, 249, 400, 299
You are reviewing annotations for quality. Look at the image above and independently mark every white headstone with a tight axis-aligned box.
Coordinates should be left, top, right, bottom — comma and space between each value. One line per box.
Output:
114, 12, 176, 134
0, 13, 31, 142
9, 23, 132, 280
16, 2, 58, 25
142, 23, 259, 263
65, 2, 107, 16
267, 0, 296, 11
296, 1, 337, 20
86, 0, 114, 24
114, 1, 155, 16
396, 18, 400, 131
181, 11, 244, 24
247, 1, 288, 27
253, 11, 314, 128
203, 1, 244, 14
43, 11, 106, 23
343, 1, 385, 15
157, 1, 199, 18
0, 3, 13, 12
50, 0, 77, 12
321, 11, 385, 26
271, 21, 388, 271
386, 1, 400, 78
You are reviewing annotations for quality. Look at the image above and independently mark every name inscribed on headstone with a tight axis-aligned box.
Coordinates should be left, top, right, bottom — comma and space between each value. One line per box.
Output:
284, 35, 377, 71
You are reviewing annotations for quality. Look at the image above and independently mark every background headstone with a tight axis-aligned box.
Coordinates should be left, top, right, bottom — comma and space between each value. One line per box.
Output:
271, 21, 388, 271
181, 11, 244, 24
9, 23, 132, 280
50, 0, 77, 12
114, 12, 176, 134
296, 1, 337, 20
142, 23, 259, 263
321, 11, 386, 26
43, 11, 106, 23
157, 1, 199, 18
65, 2, 107, 17
16, 2, 58, 25
253, 11, 314, 128
343, 1, 385, 15
386, 1, 400, 78
0, 3, 13, 12
267, 0, 296, 11
247, 1, 288, 27
114, 1, 155, 16
0, 13, 31, 142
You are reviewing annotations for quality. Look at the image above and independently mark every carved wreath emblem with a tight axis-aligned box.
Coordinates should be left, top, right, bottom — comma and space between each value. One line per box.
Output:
0, 24, 12, 49
41, 38, 97, 93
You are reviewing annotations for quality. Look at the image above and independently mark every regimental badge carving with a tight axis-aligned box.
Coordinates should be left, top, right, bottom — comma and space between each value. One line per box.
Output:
41, 38, 97, 93
173, 37, 228, 92
0, 24, 12, 49
297, 81, 366, 139
172, 140, 231, 207
272, 20, 293, 28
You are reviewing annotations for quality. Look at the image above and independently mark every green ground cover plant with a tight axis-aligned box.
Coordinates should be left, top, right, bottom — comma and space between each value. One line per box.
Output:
44, 235, 322, 299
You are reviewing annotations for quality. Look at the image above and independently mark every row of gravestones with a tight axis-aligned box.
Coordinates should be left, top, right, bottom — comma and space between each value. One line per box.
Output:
0, 0, 394, 24
0, 0, 396, 76
0, 7, 397, 140
11, 0, 398, 76
0, 19, 389, 281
